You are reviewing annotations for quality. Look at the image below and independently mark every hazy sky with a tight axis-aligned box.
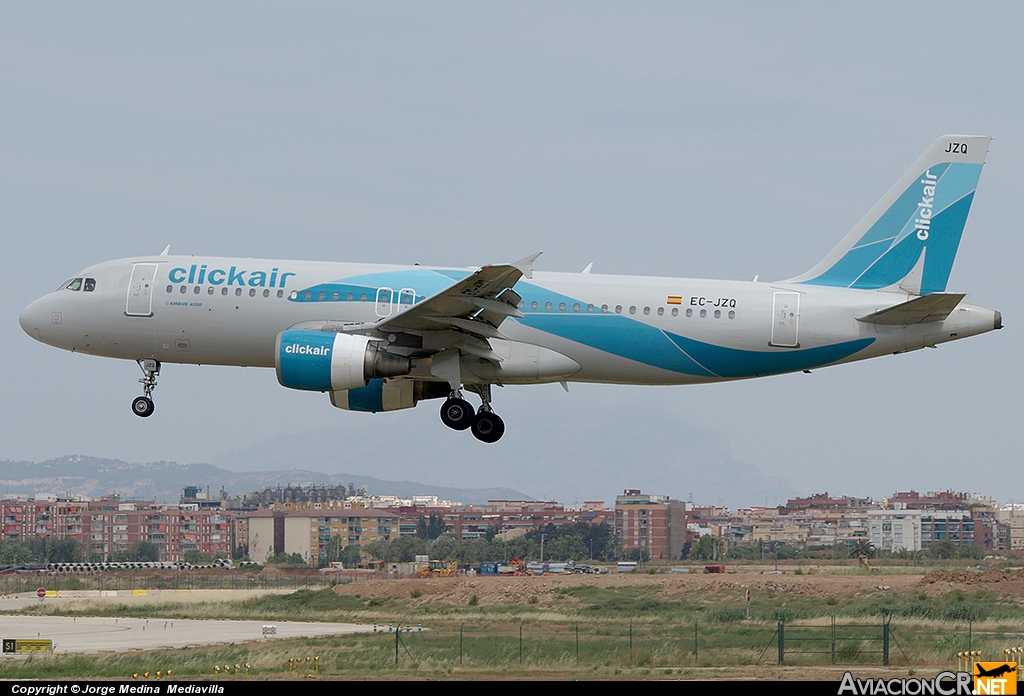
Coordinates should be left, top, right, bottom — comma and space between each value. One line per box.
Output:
2, 3, 1022, 508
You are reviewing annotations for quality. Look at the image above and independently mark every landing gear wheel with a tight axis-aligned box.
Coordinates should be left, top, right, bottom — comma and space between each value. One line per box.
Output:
134, 359, 160, 418
471, 411, 505, 443
440, 397, 475, 431
132, 396, 155, 418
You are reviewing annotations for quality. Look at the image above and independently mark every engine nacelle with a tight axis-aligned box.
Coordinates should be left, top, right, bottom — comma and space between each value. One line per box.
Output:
276, 329, 410, 392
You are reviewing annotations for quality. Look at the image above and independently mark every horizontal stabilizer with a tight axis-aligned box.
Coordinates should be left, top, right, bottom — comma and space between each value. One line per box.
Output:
857, 293, 965, 325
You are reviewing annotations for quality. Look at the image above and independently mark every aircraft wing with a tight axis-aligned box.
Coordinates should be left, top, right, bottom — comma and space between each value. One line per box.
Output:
353, 253, 541, 363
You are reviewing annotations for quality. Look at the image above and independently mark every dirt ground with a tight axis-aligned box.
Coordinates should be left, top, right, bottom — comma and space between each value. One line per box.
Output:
333, 566, 1024, 608
916, 567, 1024, 593
333, 564, 1024, 610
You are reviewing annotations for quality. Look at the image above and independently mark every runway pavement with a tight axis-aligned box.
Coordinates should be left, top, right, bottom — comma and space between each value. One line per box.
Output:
0, 614, 373, 654
0, 590, 374, 654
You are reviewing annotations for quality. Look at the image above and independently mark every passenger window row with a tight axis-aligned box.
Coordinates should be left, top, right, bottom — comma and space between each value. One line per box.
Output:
293, 290, 369, 302
162, 286, 427, 303
287, 290, 426, 303
166, 285, 285, 298
525, 300, 736, 320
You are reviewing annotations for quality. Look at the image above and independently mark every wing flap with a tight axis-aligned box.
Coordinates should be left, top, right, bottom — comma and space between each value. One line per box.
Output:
363, 254, 539, 365
373, 257, 536, 335
423, 315, 509, 340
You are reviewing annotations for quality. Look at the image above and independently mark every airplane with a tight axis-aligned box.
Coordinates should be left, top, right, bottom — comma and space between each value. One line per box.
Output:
19, 135, 1002, 443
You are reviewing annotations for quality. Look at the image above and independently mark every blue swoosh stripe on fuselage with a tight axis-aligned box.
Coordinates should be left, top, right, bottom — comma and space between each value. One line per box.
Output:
663, 332, 875, 378
518, 311, 874, 378
289, 269, 472, 303
513, 283, 875, 378
286, 273, 876, 378
518, 313, 718, 377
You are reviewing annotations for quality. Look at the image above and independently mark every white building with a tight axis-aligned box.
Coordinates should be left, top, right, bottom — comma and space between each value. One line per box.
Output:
868, 510, 922, 552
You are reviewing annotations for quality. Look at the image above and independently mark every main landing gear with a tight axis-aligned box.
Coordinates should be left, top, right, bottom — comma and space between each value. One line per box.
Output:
131, 359, 160, 418
439, 384, 505, 443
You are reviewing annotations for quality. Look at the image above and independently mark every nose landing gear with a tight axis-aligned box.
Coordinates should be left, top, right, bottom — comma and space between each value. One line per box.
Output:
132, 359, 160, 418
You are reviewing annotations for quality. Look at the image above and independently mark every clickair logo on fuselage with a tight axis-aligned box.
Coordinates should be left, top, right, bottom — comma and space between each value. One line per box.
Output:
913, 170, 939, 241
284, 344, 331, 356
167, 264, 297, 288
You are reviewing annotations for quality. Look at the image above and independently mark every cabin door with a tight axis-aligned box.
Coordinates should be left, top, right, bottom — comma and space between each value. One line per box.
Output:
770, 292, 800, 347
126, 263, 158, 317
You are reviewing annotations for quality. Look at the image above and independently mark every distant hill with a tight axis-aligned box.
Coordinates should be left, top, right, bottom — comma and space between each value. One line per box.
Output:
0, 455, 532, 505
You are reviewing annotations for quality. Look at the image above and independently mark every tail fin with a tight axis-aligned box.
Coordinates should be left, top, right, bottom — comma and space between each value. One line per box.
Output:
786, 135, 991, 294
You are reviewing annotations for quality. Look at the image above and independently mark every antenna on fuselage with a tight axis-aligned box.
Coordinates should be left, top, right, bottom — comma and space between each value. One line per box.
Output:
159, 245, 171, 256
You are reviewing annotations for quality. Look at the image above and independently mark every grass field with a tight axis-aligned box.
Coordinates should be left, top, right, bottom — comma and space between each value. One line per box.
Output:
3, 567, 1024, 680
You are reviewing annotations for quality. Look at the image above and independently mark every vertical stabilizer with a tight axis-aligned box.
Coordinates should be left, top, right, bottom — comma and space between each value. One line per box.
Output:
786, 135, 990, 294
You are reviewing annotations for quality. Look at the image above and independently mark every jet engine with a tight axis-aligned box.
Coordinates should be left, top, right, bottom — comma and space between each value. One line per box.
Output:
275, 329, 410, 392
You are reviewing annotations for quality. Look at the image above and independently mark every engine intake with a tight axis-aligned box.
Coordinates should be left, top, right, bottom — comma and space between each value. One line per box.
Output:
276, 329, 410, 392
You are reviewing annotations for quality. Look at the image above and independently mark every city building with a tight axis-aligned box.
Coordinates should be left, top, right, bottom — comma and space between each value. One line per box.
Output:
868, 509, 922, 553
614, 489, 689, 560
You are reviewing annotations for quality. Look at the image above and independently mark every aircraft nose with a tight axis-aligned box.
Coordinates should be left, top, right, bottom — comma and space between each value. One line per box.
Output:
19, 298, 44, 340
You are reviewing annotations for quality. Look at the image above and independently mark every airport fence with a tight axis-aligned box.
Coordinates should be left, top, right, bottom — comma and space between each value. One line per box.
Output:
363, 616, 920, 670
369, 616, 1020, 672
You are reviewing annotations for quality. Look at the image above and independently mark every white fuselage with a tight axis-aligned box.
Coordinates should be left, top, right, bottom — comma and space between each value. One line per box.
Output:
19, 255, 1001, 386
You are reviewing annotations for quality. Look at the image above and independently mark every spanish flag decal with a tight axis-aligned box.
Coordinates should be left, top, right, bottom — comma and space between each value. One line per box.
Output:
667, 296, 682, 305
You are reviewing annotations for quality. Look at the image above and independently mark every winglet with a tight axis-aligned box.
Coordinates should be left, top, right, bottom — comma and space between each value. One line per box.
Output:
159, 245, 171, 256
512, 252, 542, 280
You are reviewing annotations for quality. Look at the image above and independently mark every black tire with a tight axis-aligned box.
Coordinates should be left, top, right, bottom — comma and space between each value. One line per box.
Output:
471, 411, 505, 443
440, 397, 474, 430
132, 396, 154, 418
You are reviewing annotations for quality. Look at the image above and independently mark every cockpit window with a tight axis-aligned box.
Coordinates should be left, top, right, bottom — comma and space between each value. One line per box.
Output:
57, 279, 73, 291
83, 278, 96, 292
66, 278, 83, 291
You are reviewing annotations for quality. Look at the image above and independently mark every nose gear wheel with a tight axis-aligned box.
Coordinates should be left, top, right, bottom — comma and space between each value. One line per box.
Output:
132, 396, 155, 418
132, 359, 161, 418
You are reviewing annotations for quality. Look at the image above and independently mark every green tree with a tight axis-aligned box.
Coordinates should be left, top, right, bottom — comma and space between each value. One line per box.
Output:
111, 540, 161, 563
930, 539, 956, 559
267, 552, 306, 566
321, 535, 346, 565
545, 535, 589, 562
183, 550, 212, 564
850, 539, 876, 560
688, 535, 724, 561
430, 532, 460, 561
622, 548, 650, 563
726, 544, 760, 560
0, 540, 32, 565
417, 514, 447, 540
455, 537, 491, 567
955, 545, 986, 560
362, 539, 386, 562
